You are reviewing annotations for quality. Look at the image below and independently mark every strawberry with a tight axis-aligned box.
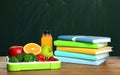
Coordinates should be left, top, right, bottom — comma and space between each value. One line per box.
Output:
37, 54, 47, 62
48, 56, 59, 61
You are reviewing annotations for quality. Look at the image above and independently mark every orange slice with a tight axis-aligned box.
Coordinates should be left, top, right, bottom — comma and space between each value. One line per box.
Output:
23, 43, 41, 55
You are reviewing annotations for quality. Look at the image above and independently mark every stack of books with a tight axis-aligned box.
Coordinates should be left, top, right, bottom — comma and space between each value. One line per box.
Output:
54, 35, 113, 65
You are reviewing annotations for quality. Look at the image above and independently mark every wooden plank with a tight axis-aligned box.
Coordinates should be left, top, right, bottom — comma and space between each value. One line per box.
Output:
0, 56, 7, 69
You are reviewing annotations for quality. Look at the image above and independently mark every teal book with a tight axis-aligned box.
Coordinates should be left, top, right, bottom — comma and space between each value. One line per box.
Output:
56, 56, 107, 65
54, 40, 108, 48
58, 35, 111, 43
54, 50, 109, 60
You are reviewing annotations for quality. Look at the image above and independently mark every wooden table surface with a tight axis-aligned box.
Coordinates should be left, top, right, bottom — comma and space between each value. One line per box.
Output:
0, 56, 120, 75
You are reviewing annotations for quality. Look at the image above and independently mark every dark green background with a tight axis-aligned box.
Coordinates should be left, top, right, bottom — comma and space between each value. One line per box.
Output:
0, 0, 120, 56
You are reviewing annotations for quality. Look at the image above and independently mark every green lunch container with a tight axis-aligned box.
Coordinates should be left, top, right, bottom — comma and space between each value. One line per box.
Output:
7, 61, 61, 71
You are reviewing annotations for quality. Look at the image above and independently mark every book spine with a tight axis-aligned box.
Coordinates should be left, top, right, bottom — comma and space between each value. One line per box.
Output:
54, 51, 97, 60
54, 40, 99, 48
56, 47, 96, 55
55, 56, 107, 65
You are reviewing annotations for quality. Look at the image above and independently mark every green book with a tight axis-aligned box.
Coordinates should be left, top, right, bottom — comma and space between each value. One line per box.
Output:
54, 40, 107, 48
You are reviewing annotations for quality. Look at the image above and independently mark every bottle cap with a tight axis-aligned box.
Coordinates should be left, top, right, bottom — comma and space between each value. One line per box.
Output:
42, 30, 51, 35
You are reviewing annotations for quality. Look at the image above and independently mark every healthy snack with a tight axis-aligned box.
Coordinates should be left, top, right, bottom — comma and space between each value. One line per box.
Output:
8, 43, 59, 63
9, 56, 19, 62
47, 56, 59, 61
41, 45, 53, 58
23, 43, 41, 55
8, 46, 24, 57
41, 30, 53, 49
17, 53, 25, 62
24, 53, 37, 62
9, 53, 38, 62
37, 54, 47, 62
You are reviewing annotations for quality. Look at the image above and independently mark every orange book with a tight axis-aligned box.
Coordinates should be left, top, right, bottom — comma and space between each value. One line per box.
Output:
56, 46, 112, 55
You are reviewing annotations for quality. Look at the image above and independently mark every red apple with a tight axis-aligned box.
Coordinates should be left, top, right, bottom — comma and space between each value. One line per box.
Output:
8, 46, 24, 57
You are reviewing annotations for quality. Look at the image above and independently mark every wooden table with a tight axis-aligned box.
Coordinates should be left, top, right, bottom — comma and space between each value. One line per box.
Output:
0, 56, 120, 75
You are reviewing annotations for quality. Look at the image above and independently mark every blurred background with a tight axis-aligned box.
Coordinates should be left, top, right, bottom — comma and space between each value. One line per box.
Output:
0, 0, 120, 56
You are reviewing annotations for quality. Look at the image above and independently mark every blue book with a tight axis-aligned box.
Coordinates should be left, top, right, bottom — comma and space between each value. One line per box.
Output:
54, 50, 109, 60
58, 35, 111, 43
56, 56, 107, 65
